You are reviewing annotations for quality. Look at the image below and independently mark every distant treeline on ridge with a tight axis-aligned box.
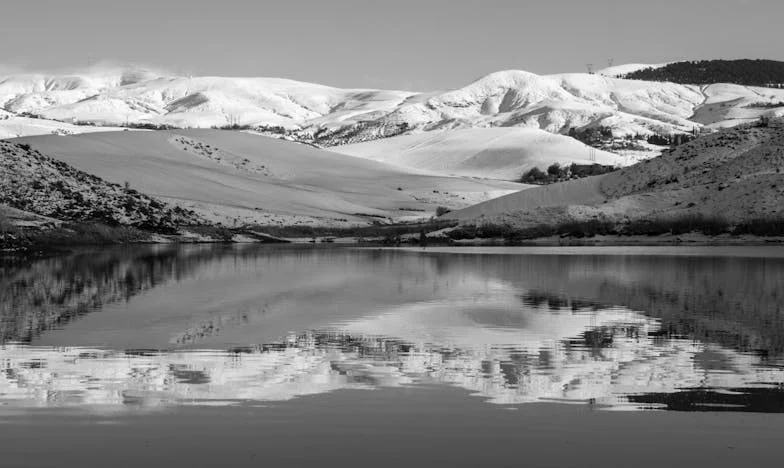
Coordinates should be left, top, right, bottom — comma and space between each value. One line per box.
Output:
620, 59, 784, 88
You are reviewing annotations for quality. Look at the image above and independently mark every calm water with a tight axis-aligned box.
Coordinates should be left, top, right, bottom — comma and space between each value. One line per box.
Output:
2, 245, 784, 467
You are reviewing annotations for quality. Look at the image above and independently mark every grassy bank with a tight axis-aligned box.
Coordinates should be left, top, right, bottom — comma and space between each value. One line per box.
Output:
446, 215, 784, 243
5, 214, 782, 254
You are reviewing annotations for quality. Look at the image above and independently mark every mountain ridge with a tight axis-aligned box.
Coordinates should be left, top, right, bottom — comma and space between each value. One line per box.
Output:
3, 63, 784, 145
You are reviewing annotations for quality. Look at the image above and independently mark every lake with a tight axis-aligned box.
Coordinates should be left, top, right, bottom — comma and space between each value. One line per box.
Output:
1, 244, 783, 467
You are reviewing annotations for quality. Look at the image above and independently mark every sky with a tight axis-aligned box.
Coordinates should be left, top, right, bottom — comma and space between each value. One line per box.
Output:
1, 0, 783, 90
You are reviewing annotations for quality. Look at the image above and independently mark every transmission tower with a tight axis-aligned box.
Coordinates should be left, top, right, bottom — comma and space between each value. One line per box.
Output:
586, 63, 594, 75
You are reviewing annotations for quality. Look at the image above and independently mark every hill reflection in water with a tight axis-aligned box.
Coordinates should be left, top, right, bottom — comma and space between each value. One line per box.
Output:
1, 245, 783, 412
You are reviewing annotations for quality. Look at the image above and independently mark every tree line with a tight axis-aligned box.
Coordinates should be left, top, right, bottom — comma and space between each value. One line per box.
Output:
620, 59, 784, 87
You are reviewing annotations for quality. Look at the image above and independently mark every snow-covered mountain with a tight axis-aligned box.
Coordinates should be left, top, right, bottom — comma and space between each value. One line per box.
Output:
0, 66, 414, 134
3, 65, 784, 144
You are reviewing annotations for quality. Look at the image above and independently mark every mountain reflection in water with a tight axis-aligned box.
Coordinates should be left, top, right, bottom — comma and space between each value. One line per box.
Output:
1, 245, 783, 412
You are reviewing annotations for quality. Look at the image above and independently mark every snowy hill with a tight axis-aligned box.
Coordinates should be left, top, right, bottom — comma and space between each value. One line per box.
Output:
597, 62, 670, 77
0, 66, 414, 131
334, 127, 625, 180
12, 130, 520, 226
0, 113, 129, 139
3, 65, 784, 146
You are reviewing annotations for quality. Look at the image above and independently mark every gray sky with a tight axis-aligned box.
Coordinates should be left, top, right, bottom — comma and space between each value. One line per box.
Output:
2, 0, 782, 90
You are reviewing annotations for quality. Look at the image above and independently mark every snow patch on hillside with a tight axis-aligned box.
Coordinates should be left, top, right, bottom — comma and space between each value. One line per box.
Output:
597, 63, 670, 77
335, 127, 626, 180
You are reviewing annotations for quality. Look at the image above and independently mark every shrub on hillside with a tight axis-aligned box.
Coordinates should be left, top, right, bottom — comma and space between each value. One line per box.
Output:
28, 222, 149, 246
557, 219, 617, 238
435, 206, 451, 217
519, 167, 550, 184
519, 163, 617, 185
620, 215, 731, 236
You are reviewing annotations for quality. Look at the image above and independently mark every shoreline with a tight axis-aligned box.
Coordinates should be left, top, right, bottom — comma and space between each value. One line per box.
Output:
4, 234, 781, 258
4, 223, 783, 261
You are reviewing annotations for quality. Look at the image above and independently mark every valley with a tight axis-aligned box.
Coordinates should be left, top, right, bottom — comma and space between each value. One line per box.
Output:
2, 60, 784, 248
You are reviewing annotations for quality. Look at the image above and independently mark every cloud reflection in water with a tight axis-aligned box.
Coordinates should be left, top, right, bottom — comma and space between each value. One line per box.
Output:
3, 296, 783, 412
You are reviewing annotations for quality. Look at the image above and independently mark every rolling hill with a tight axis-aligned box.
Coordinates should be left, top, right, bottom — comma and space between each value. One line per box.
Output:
11, 130, 520, 226
446, 119, 784, 227
334, 127, 626, 180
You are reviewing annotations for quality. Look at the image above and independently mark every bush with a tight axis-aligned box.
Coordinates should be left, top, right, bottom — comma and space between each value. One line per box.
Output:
446, 225, 478, 240
520, 163, 617, 185
255, 220, 458, 239
619, 215, 731, 236
435, 206, 451, 217
568, 163, 617, 178
28, 222, 149, 246
447, 215, 738, 241
505, 224, 558, 241
557, 219, 616, 238
0, 212, 11, 233
734, 218, 784, 236
519, 167, 549, 184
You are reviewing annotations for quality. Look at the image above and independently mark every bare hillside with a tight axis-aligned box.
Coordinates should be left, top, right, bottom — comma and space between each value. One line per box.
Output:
0, 140, 201, 231
447, 120, 784, 227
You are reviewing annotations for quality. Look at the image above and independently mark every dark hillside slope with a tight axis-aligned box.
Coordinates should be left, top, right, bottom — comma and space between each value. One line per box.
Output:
0, 140, 201, 231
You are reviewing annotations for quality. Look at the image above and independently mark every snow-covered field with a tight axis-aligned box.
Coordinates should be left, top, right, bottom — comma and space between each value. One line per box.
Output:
0, 113, 129, 139
12, 130, 521, 226
334, 127, 625, 180
596, 62, 670, 77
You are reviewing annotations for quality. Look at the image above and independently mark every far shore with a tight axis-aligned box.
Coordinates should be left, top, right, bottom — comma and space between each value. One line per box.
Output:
4, 220, 784, 261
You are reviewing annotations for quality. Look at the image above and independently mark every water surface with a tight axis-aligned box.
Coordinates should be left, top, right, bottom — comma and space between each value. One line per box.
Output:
2, 245, 783, 466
